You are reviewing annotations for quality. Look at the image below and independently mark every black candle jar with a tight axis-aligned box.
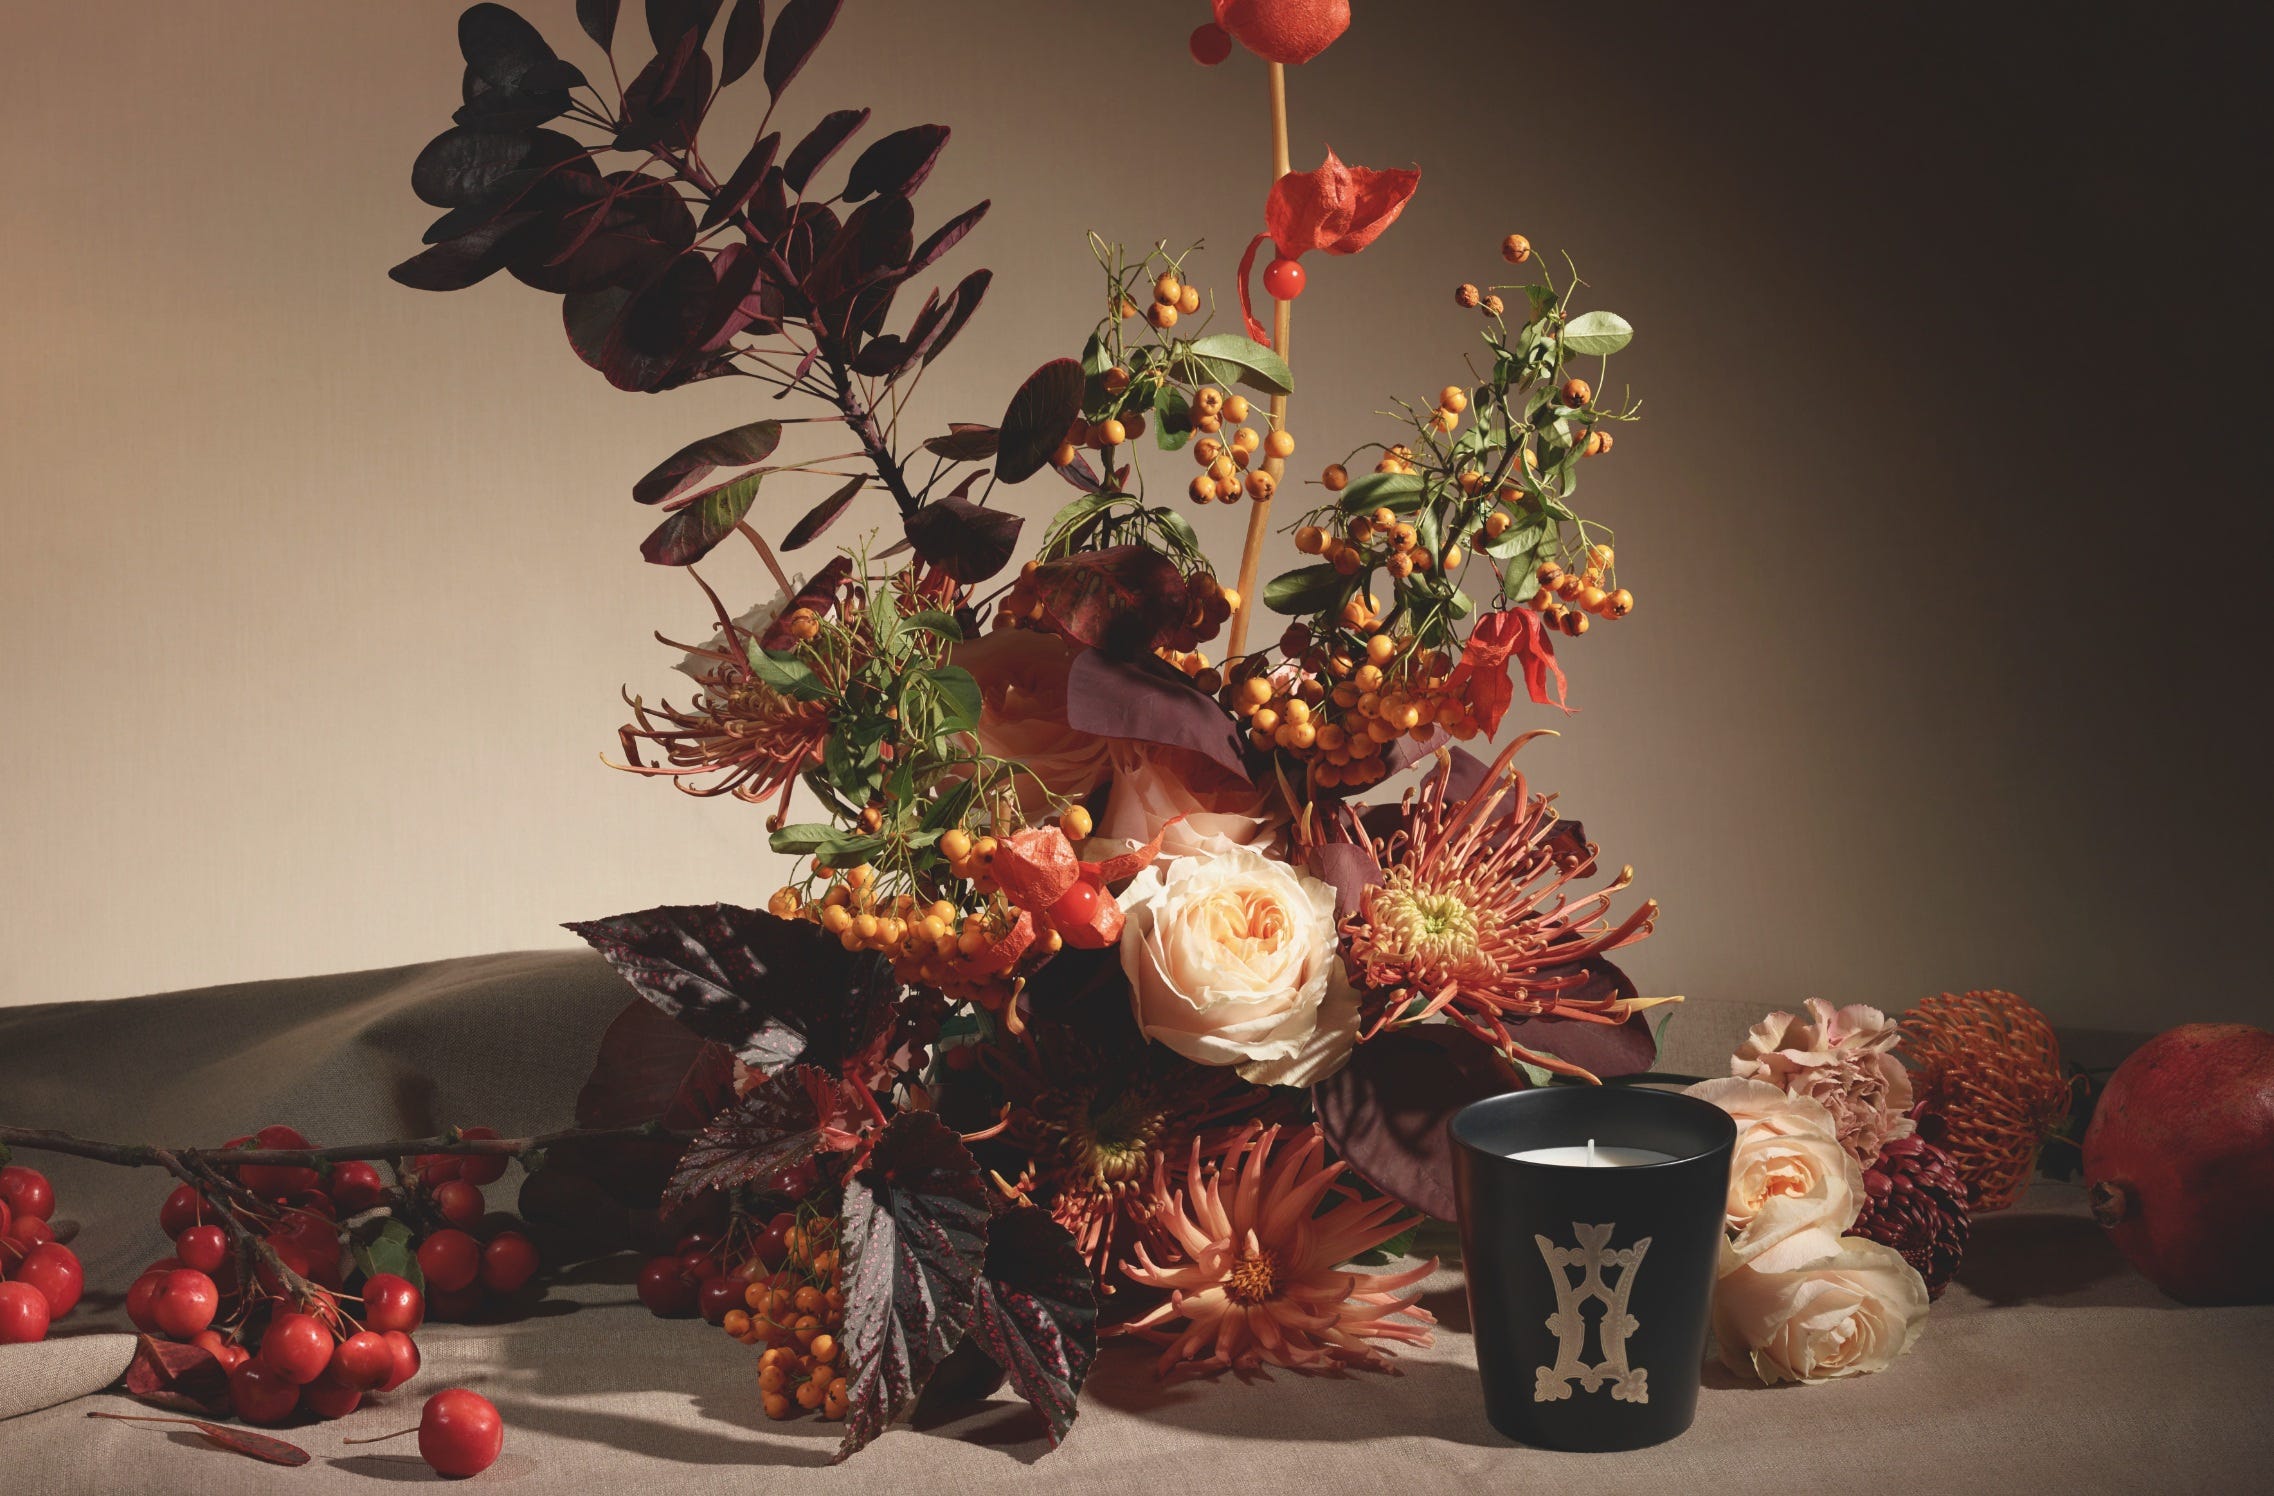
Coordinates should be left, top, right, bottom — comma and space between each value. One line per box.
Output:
1450, 1086, 1735, 1451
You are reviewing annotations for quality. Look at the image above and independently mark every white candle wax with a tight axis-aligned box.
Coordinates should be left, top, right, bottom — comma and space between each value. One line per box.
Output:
1506, 1137, 1677, 1167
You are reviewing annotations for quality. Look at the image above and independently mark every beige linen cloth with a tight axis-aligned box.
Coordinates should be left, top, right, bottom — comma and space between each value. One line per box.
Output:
1, 952, 2267, 1493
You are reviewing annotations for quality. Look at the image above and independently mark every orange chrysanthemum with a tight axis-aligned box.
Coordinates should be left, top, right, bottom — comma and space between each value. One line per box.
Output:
1900, 990, 2071, 1212
1124, 1123, 1436, 1378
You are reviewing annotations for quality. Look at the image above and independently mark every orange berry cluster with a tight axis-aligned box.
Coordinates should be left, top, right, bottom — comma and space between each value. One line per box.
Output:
1183, 387, 1294, 506
1292, 503, 1467, 587
725, 1218, 848, 1422
776, 858, 1029, 1010
1221, 635, 1481, 791
1143, 269, 1202, 330
1529, 544, 1634, 638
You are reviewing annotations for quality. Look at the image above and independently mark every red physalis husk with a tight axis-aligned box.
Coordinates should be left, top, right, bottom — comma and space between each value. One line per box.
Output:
1238, 149, 1421, 343
991, 819, 1182, 952
1446, 607, 1570, 732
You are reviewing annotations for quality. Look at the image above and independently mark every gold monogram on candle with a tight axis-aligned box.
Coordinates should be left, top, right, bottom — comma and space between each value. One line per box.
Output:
1532, 1222, 1651, 1404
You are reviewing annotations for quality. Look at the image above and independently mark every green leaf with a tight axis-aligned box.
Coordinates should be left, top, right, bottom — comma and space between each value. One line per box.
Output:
745, 648, 826, 699
1515, 1059, 1558, 1089
639, 469, 765, 566
1263, 564, 1349, 615
904, 609, 963, 642
1147, 504, 1201, 557
1481, 520, 1546, 561
1562, 310, 1633, 357
1335, 470, 1428, 515
919, 778, 977, 832
1524, 284, 1559, 321
924, 666, 982, 734
1346, 1223, 1420, 1268
351, 1218, 424, 1292
769, 823, 887, 862
1182, 333, 1294, 397
1155, 385, 1192, 451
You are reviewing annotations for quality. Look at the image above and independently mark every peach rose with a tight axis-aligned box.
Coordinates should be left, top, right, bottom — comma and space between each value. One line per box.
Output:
1712, 1227, 1930, 1385
1117, 847, 1352, 1085
1685, 1078, 1864, 1267
1090, 741, 1288, 866
952, 631, 1113, 811
1732, 998, 1915, 1166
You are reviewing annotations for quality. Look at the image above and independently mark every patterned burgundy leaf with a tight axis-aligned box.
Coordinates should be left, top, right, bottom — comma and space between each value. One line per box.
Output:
903, 492, 1022, 584
833, 1113, 991, 1464
1313, 1024, 1524, 1220
122, 1334, 230, 1416
764, 0, 844, 97
965, 1209, 1097, 1447
1022, 546, 1190, 658
87, 1412, 311, 1468
665, 1064, 859, 1207
1303, 839, 1383, 922
1065, 650, 1247, 782
565, 904, 899, 1074
994, 357, 1084, 484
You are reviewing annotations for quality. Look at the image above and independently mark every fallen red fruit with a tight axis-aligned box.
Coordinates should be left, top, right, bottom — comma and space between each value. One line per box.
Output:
229, 1357, 301, 1425
0, 1281, 51, 1344
480, 1232, 540, 1295
333, 1330, 396, 1390
302, 1368, 365, 1420
261, 1311, 336, 1386
125, 1271, 168, 1334
419, 1388, 504, 1478
2085, 1023, 2274, 1304
417, 1230, 482, 1293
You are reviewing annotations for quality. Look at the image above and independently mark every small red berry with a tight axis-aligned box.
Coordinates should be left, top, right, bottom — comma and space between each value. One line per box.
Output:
12, 1243, 83, 1318
375, 1329, 422, 1393
158, 1183, 208, 1237
1189, 21, 1233, 65
153, 1269, 221, 1338
0, 1281, 51, 1344
332, 1330, 395, 1389
261, 1311, 335, 1385
419, 1388, 505, 1478
1047, 879, 1102, 928
175, 1224, 228, 1275
479, 1232, 540, 1296
453, 1129, 508, 1188
362, 1273, 426, 1335
125, 1271, 168, 1334
330, 1160, 386, 1214
301, 1369, 364, 1421
636, 1256, 699, 1318
1262, 256, 1307, 301
228, 1357, 301, 1425
0, 1166, 54, 1222
416, 1230, 482, 1293
239, 1125, 320, 1200
432, 1180, 485, 1231
698, 1276, 744, 1325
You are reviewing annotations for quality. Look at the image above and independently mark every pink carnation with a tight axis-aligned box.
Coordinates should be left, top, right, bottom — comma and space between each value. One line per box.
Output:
1732, 999, 1915, 1167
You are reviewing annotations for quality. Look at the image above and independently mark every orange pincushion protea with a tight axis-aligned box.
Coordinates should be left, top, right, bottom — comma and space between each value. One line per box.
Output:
1900, 990, 2071, 1212
1124, 1123, 1436, 1377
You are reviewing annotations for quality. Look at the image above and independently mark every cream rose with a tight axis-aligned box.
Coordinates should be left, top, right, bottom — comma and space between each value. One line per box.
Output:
952, 630, 1113, 811
1686, 1077, 1864, 1267
1091, 741, 1288, 866
1117, 847, 1352, 1085
1712, 1228, 1930, 1385
1732, 998, 1915, 1166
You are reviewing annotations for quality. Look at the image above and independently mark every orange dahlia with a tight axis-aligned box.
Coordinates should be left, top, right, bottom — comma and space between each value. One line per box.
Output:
1123, 1123, 1436, 1377
1899, 990, 2071, 1212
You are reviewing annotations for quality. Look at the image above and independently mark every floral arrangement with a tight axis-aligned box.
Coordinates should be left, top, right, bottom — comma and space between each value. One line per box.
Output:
381, 0, 1669, 1460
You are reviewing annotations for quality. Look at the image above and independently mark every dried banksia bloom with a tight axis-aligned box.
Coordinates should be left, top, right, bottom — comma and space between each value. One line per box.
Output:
1899, 990, 2070, 1212
1124, 1123, 1436, 1378
613, 572, 831, 807
1339, 733, 1671, 1080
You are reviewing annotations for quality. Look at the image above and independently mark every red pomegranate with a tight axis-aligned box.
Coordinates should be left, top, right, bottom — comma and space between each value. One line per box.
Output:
2083, 1023, 2274, 1304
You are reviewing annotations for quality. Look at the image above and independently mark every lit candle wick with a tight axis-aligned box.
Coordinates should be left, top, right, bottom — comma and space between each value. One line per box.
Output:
1587, 1138, 1597, 1166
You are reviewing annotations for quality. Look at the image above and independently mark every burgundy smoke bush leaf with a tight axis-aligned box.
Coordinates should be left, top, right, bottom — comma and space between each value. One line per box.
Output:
87, 1411, 311, 1468
699, 128, 781, 232
665, 1063, 861, 1207
123, 1334, 231, 1416
921, 267, 991, 366
783, 107, 871, 192
389, 211, 542, 290
804, 195, 913, 306
965, 1210, 1098, 1447
616, 31, 712, 151
1501, 960, 1659, 1080
764, 0, 844, 97
595, 251, 728, 391
1065, 651, 1248, 782
995, 357, 1084, 484
1382, 725, 1450, 775
640, 469, 762, 565
1313, 1024, 1523, 1220
565, 903, 900, 1075
720, 0, 767, 84
1303, 839, 1383, 922
1023, 546, 1189, 658
411, 125, 579, 209
782, 476, 865, 551
904, 493, 1022, 584
845, 124, 949, 203
633, 418, 783, 506
908, 203, 989, 281
645, 0, 723, 49
530, 169, 694, 295
576, 0, 622, 50
921, 424, 998, 462
564, 282, 635, 368
834, 1113, 991, 1464
460, 4, 584, 95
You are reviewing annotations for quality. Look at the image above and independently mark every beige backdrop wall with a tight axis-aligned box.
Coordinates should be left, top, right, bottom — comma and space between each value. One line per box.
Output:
2, 2, 2263, 1026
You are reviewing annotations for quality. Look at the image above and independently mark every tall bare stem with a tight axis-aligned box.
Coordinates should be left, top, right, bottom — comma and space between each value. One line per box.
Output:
1226, 61, 1293, 660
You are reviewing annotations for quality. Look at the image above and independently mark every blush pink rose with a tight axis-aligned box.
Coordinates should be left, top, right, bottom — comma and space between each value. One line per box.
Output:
1732, 999, 1916, 1166
952, 630, 1113, 811
1090, 741, 1288, 867
1685, 1078, 1864, 1268
1712, 1228, 1930, 1385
